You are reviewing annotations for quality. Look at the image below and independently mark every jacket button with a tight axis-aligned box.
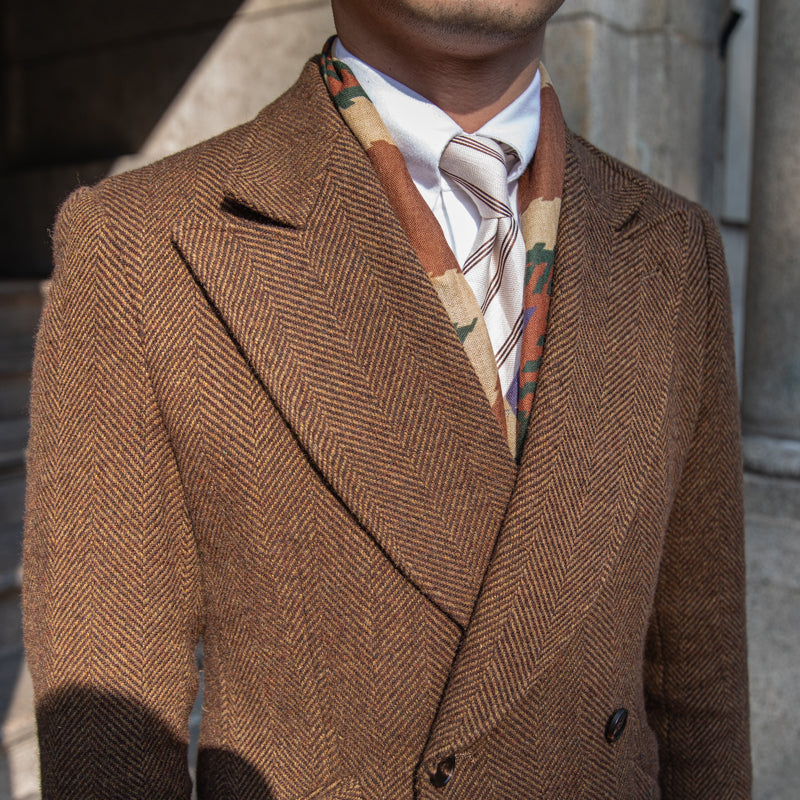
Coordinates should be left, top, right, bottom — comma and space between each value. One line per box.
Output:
429, 754, 456, 788
605, 708, 629, 743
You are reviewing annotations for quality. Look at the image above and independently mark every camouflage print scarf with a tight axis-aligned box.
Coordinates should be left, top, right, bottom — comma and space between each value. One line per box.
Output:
319, 38, 565, 460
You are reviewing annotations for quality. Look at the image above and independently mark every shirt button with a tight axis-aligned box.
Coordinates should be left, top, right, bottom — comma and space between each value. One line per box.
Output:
429, 754, 456, 788
605, 708, 629, 743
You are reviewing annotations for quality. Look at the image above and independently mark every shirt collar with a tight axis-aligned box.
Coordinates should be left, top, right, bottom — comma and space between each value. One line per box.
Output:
331, 37, 541, 206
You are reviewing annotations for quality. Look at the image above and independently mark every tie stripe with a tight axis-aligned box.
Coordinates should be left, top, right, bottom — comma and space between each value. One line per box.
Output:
451, 134, 506, 163
496, 310, 524, 368
440, 169, 512, 218
463, 238, 494, 274
482, 218, 521, 313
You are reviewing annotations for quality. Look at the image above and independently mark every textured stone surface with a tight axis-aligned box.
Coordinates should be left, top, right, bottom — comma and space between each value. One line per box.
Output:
5, 0, 334, 164
742, 0, 800, 440
7, 27, 224, 163
541, 18, 592, 135
552, 0, 668, 35
1, 0, 242, 61
0, 659, 37, 800
546, 1, 726, 208
114, 0, 335, 172
744, 471, 800, 521
744, 435, 800, 479
2, 0, 246, 166
553, 0, 727, 42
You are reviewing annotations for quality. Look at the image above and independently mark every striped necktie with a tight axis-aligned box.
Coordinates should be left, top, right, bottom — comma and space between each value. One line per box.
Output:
439, 134, 526, 398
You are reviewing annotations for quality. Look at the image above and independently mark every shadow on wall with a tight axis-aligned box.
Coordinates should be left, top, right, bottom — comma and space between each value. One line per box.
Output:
0, 0, 245, 278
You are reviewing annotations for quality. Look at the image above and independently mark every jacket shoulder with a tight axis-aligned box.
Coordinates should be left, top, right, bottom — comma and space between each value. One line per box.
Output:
565, 131, 727, 333
567, 130, 709, 226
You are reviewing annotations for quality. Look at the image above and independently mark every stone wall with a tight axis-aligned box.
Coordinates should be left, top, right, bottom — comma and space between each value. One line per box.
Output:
0, 0, 335, 278
546, 0, 730, 210
112, 0, 336, 175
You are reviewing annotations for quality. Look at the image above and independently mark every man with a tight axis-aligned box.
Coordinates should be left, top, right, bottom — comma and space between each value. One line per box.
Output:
23, 0, 752, 797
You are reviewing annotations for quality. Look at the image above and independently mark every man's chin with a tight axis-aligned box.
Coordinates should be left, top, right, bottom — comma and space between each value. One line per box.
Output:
382, 0, 565, 41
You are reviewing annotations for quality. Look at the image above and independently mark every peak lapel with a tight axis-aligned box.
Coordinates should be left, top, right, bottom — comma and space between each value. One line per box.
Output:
424, 132, 676, 759
173, 62, 516, 629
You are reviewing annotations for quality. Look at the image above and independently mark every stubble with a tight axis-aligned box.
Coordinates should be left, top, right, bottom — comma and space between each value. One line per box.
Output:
379, 0, 565, 41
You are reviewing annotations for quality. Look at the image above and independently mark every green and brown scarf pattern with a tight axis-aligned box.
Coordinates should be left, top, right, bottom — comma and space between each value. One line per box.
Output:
319, 38, 565, 460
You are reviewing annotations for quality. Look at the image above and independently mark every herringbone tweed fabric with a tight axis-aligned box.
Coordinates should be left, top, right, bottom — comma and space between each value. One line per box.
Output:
23, 59, 751, 799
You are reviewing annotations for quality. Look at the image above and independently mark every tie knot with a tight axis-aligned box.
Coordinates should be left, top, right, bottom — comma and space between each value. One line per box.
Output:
440, 134, 513, 220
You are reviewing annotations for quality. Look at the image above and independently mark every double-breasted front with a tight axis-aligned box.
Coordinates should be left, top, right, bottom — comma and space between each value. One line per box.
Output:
23, 62, 751, 799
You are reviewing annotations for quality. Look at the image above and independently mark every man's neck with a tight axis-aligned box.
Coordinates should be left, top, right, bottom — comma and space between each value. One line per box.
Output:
334, 19, 544, 133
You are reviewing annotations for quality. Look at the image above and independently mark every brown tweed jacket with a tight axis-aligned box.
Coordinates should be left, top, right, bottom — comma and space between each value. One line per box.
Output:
23, 61, 751, 799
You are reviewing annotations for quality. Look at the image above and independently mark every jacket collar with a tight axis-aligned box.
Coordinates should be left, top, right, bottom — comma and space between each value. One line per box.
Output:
220, 62, 338, 229
221, 61, 650, 232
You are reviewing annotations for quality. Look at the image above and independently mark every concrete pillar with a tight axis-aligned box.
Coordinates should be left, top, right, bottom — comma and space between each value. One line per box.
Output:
742, 0, 800, 450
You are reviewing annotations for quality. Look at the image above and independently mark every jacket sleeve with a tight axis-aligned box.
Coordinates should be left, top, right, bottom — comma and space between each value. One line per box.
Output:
23, 187, 203, 799
643, 208, 752, 798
